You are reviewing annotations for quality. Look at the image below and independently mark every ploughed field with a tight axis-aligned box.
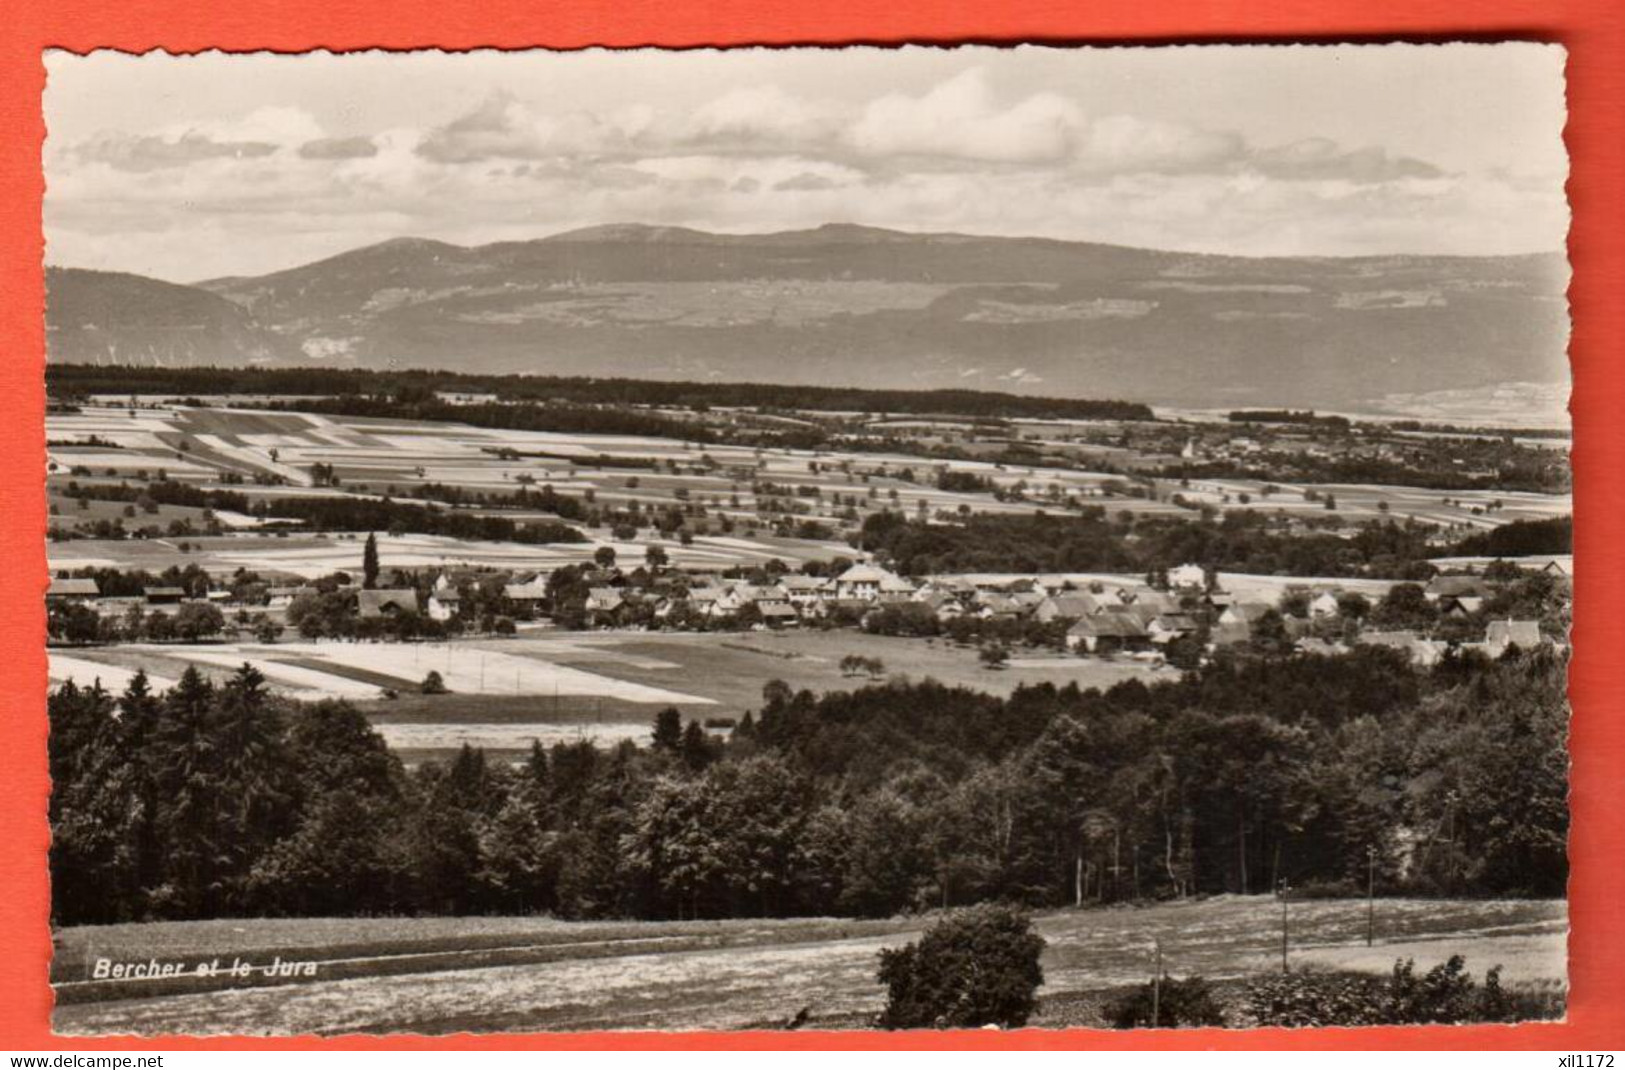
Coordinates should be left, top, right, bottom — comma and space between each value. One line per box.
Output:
52, 897, 1564, 1035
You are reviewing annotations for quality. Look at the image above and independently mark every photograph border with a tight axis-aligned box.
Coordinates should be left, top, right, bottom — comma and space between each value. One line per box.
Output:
3, 0, 1621, 1050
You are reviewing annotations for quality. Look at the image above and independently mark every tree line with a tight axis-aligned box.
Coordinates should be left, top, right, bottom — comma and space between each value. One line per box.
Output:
47, 363, 1155, 423
50, 643, 1566, 927
857, 509, 1571, 580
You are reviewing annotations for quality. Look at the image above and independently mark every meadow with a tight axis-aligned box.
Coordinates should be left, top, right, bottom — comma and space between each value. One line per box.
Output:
52, 896, 1565, 1035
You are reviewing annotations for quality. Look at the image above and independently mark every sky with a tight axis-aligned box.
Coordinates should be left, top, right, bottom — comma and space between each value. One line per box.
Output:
43, 44, 1569, 282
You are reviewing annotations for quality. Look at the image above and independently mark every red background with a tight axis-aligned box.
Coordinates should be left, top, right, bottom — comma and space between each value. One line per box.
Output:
2, 0, 1620, 1050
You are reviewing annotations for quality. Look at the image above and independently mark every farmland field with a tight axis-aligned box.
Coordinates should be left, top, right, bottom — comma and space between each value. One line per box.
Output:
48, 630, 1168, 762
47, 403, 1572, 586
52, 896, 1564, 1035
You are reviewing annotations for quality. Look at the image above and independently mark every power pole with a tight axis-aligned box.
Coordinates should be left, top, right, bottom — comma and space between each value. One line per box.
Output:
1278, 880, 1291, 974
1367, 845, 1377, 947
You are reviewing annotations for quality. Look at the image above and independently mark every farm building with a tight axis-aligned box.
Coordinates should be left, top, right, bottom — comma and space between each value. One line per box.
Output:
358, 589, 420, 619
47, 577, 99, 602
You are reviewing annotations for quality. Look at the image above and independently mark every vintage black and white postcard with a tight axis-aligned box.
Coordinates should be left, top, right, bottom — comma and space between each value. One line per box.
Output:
41, 44, 1570, 1035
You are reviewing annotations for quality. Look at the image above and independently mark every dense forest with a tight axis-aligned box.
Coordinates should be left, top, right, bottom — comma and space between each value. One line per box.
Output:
49, 646, 1567, 926
46, 364, 1155, 422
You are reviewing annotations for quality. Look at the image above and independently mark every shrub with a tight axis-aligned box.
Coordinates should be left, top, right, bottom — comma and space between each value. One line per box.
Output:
876, 904, 1045, 1029
1107, 975, 1226, 1029
421, 670, 448, 695
1243, 956, 1532, 1028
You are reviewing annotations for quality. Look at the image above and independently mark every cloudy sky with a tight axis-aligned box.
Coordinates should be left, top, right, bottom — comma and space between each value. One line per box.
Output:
44, 44, 1567, 282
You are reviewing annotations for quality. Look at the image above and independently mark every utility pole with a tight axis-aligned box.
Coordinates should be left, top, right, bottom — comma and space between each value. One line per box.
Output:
1278, 880, 1291, 974
1367, 845, 1377, 947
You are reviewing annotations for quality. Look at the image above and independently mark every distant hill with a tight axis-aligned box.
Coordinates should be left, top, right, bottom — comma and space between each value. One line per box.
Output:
46, 267, 291, 367
48, 224, 1570, 411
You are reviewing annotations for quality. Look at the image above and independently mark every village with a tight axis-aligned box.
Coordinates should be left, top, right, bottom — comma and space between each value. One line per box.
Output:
47, 544, 1568, 695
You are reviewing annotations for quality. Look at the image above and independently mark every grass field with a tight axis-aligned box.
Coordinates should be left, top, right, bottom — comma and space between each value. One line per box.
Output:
51, 896, 1564, 1035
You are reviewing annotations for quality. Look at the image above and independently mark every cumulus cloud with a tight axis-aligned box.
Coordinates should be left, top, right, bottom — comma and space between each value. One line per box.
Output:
849, 68, 1085, 166
416, 92, 634, 163
678, 85, 839, 153
1077, 116, 1245, 176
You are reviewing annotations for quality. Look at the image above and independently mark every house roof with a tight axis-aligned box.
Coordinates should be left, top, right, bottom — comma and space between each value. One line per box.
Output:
1046, 593, 1104, 618
758, 603, 800, 618
49, 577, 99, 597
836, 564, 891, 584
1069, 613, 1149, 638
143, 586, 186, 598
358, 589, 418, 616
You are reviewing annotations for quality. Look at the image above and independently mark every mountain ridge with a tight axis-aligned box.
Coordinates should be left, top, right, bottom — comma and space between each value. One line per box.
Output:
47, 224, 1569, 411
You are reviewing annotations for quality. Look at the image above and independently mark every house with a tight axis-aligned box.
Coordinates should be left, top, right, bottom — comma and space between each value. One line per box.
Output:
1307, 591, 1342, 619
756, 602, 801, 628
1209, 619, 1253, 647
1483, 619, 1545, 657
585, 587, 624, 615
1437, 594, 1485, 618
143, 586, 186, 605
1148, 613, 1199, 645
686, 586, 723, 615
47, 577, 100, 602
427, 589, 461, 622
975, 593, 1024, 620
832, 563, 911, 601
1295, 637, 1349, 657
358, 589, 419, 620
1168, 563, 1207, 590
1067, 612, 1152, 654
1033, 592, 1105, 624
778, 575, 828, 607
1008, 590, 1047, 613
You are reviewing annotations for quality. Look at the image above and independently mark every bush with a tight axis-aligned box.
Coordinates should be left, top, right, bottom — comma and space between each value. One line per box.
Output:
421, 670, 448, 695
1243, 956, 1534, 1028
1107, 975, 1225, 1029
876, 904, 1045, 1029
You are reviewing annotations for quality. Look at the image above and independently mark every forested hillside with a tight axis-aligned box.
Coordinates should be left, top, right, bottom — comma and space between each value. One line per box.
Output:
49, 647, 1567, 925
